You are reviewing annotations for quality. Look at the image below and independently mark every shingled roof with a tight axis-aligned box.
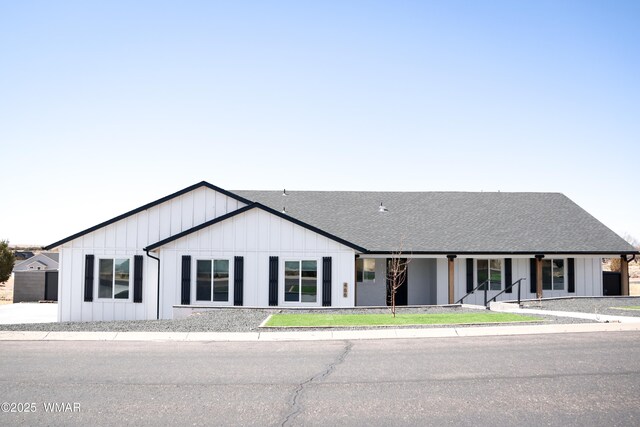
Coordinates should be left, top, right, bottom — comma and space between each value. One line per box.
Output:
235, 190, 637, 254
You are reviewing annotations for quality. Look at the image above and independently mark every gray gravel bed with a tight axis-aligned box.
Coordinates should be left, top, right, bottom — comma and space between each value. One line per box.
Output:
521, 296, 640, 317
0, 305, 591, 332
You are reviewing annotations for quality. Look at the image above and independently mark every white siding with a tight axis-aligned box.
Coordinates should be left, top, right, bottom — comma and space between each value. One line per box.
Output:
58, 187, 247, 322
355, 259, 386, 306
436, 258, 449, 305
408, 259, 437, 305
157, 209, 356, 318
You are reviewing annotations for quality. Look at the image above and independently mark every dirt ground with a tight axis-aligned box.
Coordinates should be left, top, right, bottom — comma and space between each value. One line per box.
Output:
0, 275, 13, 304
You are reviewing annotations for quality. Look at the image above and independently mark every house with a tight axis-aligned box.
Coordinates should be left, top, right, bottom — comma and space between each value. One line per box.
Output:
14, 251, 35, 261
12, 252, 59, 302
44, 181, 638, 322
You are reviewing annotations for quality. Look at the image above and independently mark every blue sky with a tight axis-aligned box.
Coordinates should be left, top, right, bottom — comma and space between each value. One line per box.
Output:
1, 0, 638, 245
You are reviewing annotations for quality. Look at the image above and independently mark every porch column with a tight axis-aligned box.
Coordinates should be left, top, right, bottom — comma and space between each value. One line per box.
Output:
447, 255, 456, 304
621, 256, 630, 296
535, 255, 544, 299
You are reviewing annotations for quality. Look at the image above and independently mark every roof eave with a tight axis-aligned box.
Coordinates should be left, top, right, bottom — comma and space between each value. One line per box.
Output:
362, 250, 640, 256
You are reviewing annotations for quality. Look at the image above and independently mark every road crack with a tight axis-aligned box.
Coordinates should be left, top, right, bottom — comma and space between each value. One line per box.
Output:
281, 340, 353, 427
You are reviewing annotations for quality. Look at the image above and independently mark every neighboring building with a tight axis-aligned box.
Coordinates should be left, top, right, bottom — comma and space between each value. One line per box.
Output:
14, 251, 34, 261
12, 252, 59, 303
44, 182, 638, 322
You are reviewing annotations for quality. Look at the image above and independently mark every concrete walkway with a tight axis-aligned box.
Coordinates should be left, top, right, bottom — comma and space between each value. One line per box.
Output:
1, 322, 640, 342
489, 301, 640, 323
0, 303, 57, 324
3, 301, 640, 342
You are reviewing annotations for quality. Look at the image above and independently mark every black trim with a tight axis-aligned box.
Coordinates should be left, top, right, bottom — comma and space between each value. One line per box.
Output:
133, 255, 143, 303
144, 250, 161, 320
181, 256, 191, 305
268, 256, 278, 306
84, 255, 94, 302
322, 257, 332, 307
44, 181, 255, 250
234, 256, 244, 306
529, 258, 538, 293
505, 258, 512, 293
363, 250, 640, 255
466, 258, 473, 293
144, 203, 366, 252
568, 258, 575, 293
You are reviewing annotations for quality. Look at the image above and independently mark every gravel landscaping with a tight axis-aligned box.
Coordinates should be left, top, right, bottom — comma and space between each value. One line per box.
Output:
521, 296, 640, 318
0, 304, 595, 332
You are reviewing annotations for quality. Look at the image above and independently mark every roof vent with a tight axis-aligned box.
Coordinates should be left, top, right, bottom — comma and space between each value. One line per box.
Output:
282, 189, 288, 196
282, 207, 287, 214
378, 202, 388, 213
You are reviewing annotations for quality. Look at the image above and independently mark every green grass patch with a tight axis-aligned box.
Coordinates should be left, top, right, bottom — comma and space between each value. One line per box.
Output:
610, 306, 640, 311
264, 312, 540, 327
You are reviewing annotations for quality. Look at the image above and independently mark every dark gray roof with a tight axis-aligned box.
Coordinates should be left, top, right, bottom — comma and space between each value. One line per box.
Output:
235, 190, 637, 254
42, 252, 59, 262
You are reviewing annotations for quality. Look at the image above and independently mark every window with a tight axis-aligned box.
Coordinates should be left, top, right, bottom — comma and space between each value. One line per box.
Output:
196, 259, 230, 302
284, 260, 317, 303
356, 259, 376, 282
543, 259, 564, 290
477, 259, 502, 290
98, 258, 130, 299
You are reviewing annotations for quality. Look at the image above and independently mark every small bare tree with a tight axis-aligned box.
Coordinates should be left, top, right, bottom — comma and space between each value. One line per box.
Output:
386, 251, 410, 318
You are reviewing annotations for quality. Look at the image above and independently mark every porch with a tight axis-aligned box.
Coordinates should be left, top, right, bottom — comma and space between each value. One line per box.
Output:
354, 255, 623, 307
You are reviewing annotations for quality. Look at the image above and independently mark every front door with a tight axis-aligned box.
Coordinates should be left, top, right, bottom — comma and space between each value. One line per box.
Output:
386, 258, 408, 306
603, 271, 621, 296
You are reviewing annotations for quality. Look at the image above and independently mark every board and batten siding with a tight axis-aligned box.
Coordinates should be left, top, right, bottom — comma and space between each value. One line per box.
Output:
58, 187, 247, 322
436, 256, 603, 306
156, 208, 356, 318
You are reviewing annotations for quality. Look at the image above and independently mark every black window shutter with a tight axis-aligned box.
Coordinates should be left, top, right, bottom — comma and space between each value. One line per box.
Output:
181, 256, 191, 305
84, 254, 94, 302
234, 256, 244, 306
568, 258, 575, 293
466, 258, 473, 293
322, 257, 332, 307
505, 258, 512, 293
133, 255, 143, 303
269, 256, 278, 306
529, 258, 537, 293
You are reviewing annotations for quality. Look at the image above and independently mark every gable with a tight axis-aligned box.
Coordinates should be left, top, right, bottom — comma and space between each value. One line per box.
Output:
45, 182, 251, 250
145, 204, 363, 253
13, 253, 59, 271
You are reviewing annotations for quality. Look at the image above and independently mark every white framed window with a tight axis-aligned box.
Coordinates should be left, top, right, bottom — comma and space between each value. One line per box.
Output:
476, 259, 502, 291
284, 260, 318, 303
196, 259, 230, 302
356, 259, 376, 283
98, 258, 131, 300
543, 259, 565, 290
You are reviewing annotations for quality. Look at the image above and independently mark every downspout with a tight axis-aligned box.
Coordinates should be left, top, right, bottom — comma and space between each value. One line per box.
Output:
145, 249, 161, 320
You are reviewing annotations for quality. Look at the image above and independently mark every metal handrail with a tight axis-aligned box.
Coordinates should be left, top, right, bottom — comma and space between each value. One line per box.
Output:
456, 278, 527, 307
484, 277, 527, 306
486, 278, 527, 306
455, 280, 490, 305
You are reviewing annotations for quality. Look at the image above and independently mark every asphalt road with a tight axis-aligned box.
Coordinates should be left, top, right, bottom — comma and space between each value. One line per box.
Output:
1, 332, 640, 426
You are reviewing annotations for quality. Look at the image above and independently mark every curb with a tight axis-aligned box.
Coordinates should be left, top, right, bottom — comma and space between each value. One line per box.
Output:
1, 322, 640, 342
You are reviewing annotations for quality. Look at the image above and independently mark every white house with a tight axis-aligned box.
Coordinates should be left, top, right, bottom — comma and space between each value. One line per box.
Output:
45, 182, 638, 322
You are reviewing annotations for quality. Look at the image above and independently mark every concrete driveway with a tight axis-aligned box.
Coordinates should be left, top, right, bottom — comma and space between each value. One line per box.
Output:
0, 303, 57, 324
